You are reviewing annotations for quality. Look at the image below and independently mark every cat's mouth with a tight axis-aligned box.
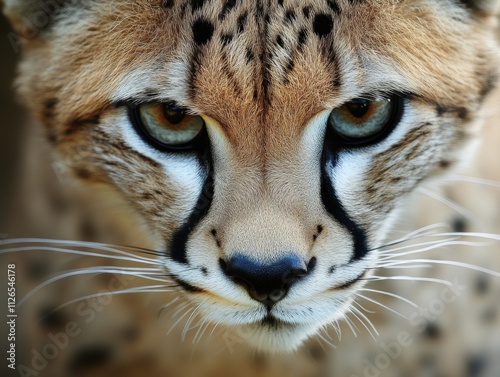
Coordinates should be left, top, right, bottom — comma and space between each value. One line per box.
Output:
235, 315, 320, 353
261, 314, 295, 328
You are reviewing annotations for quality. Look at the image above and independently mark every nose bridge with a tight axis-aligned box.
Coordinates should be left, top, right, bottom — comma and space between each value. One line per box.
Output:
222, 199, 309, 262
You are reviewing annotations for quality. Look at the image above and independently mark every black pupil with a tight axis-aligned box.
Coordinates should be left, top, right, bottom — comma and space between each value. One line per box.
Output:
163, 105, 186, 124
346, 99, 371, 118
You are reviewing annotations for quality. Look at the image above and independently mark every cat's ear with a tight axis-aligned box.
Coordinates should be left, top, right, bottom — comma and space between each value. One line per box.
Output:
1, 0, 68, 37
459, 0, 500, 17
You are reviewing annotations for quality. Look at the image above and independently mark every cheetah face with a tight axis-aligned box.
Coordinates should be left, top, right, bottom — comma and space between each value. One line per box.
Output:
4, 0, 499, 351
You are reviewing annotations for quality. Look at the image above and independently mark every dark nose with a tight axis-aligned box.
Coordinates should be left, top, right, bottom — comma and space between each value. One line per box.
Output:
220, 254, 315, 308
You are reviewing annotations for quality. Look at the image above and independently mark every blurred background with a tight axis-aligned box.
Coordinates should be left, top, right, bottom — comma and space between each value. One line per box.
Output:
0, 15, 24, 234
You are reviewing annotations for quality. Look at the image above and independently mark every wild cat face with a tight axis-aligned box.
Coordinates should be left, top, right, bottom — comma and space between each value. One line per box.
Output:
4, 0, 499, 351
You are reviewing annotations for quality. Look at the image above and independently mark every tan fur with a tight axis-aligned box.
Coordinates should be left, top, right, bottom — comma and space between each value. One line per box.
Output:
2, 0, 500, 375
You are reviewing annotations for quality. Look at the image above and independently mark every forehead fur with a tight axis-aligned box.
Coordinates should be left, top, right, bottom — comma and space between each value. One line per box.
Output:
9, 0, 498, 145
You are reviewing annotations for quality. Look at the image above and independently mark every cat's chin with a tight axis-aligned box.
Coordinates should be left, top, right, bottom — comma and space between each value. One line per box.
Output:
233, 317, 321, 353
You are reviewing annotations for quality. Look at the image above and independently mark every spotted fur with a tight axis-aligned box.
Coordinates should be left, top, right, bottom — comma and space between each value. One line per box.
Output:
2, 0, 500, 375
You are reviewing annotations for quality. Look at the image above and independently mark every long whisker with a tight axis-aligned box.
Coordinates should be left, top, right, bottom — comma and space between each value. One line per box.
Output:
0, 245, 159, 265
371, 223, 450, 252
208, 318, 225, 340
167, 306, 196, 336
317, 328, 337, 349
39, 285, 174, 324
417, 187, 478, 223
366, 275, 453, 287
0, 238, 164, 257
349, 305, 378, 339
158, 296, 182, 318
354, 293, 410, 319
193, 317, 211, 344
357, 288, 419, 308
377, 237, 459, 256
377, 259, 500, 278
182, 301, 205, 341
447, 175, 500, 189
330, 319, 342, 341
18, 266, 169, 307
378, 239, 488, 260
342, 313, 359, 338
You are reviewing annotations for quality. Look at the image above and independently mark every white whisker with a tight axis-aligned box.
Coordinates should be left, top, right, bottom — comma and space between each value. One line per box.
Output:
379, 239, 487, 260
39, 285, 173, 324
167, 306, 195, 336
317, 328, 337, 349
181, 301, 205, 341
18, 266, 170, 307
349, 305, 378, 339
355, 293, 410, 319
0, 246, 158, 265
208, 318, 225, 340
378, 237, 458, 256
367, 275, 453, 287
373, 223, 450, 251
342, 313, 359, 338
418, 187, 478, 224
447, 175, 500, 189
330, 319, 342, 341
377, 259, 500, 278
358, 288, 418, 308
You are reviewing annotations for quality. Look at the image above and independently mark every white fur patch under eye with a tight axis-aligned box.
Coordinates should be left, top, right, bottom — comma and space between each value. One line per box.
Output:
105, 111, 205, 204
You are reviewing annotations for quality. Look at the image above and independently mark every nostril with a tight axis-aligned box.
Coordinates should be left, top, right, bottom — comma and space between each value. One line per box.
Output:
282, 266, 307, 285
218, 258, 228, 272
307, 257, 317, 272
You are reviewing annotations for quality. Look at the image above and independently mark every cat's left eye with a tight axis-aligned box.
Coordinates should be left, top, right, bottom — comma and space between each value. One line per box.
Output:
130, 102, 206, 151
327, 95, 403, 146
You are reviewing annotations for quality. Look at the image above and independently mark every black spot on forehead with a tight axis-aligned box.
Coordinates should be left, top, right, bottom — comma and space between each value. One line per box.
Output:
298, 28, 308, 48
276, 35, 285, 48
220, 33, 234, 46
162, 0, 174, 8
219, 0, 237, 19
285, 9, 296, 23
302, 6, 312, 18
191, 0, 206, 13
326, 0, 341, 14
313, 13, 333, 38
237, 11, 248, 33
246, 48, 255, 63
193, 19, 214, 45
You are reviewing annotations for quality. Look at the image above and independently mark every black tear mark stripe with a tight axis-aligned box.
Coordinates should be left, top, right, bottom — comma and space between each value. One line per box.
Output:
169, 150, 214, 265
321, 149, 369, 263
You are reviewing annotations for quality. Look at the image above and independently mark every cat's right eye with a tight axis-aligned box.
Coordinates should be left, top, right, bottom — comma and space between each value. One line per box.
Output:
129, 102, 206, 151
327, 95, 403, 147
